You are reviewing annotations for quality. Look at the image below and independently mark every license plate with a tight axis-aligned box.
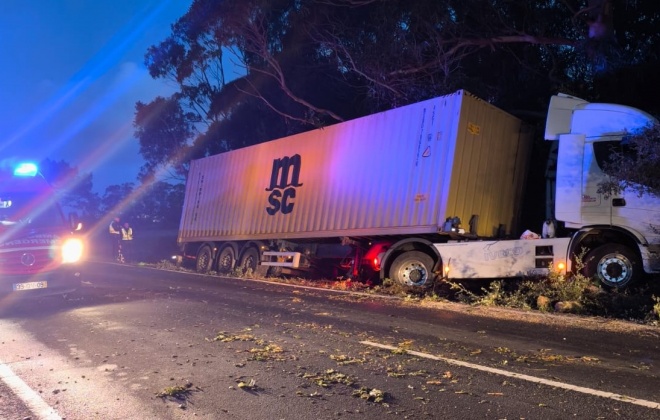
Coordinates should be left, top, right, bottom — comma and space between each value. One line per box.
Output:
12, 281, 48, 291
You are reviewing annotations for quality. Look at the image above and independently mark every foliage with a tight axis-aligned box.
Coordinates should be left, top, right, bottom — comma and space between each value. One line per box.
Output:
129, 181, 185, 228
447, 251, 601, 314
155, 382, 196, 400
99, 182, 135, 218
443, 266, 660, 322
39, 158, 102, 220
135, 0, 660, 180
97, 180, 185, 230
597, 122, 660, 198
134, 96, 196, 181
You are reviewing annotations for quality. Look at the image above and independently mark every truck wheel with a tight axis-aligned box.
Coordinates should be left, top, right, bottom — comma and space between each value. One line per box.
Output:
216, 246, 236, 274
583, 244, 641, 289
196, 245, 213, 273
389, 251, 436, 289
267, 266, 283, 277
239, 247, 260, 275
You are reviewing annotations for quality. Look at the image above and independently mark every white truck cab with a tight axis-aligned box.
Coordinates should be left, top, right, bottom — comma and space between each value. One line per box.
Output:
546, 94, 660, 287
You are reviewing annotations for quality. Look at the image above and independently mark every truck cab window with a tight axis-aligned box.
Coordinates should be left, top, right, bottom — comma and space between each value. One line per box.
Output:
593, 139, 636, 176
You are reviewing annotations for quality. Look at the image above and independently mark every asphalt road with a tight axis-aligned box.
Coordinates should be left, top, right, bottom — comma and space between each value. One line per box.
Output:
0, 261, 659, 419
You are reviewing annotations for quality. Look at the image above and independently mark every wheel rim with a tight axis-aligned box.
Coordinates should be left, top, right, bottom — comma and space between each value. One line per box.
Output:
597, 254, 631, 285
197, 248, 212, 272
398, 261, 428, 286
243, 255, 256, 271
218, 249, 234, 272
240, 248, 259, 273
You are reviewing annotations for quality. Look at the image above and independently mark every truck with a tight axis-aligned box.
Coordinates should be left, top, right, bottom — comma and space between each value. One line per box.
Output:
176, 90, 660, 289
0, 161, 85, 296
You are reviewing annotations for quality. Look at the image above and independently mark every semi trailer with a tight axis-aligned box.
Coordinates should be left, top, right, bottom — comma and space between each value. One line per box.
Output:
177, 90, 659, 289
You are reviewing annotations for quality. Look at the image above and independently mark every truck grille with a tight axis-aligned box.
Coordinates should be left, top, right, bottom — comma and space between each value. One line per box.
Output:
0, 247, 58, 275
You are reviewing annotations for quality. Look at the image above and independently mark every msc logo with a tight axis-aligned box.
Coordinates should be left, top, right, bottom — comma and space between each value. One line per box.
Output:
265, 154, 303, 215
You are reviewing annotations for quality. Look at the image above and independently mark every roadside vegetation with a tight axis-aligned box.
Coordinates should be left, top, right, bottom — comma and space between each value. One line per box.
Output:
146, 258, 660, 326
441, 272, 660, 325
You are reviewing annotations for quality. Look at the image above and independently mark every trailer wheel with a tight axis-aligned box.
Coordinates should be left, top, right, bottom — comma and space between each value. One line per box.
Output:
389, 251, 436, 289
216, 246, 236, 274
196, 245, 213, 273
583, 244, 641, 289
239, 247, 260, 275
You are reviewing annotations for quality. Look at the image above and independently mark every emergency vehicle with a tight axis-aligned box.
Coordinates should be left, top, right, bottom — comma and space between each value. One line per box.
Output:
0, 162, 84, 295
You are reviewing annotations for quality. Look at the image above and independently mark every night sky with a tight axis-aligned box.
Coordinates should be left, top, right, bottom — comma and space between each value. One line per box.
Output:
0, 0, 191, 192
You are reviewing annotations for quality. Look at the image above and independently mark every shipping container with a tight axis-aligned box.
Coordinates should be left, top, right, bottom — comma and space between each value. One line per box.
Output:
178, 90, 531, 244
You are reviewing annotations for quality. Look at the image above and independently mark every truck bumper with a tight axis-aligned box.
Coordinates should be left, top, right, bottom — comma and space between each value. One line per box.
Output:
641, 244, 660, 274
0, 266, 82, 296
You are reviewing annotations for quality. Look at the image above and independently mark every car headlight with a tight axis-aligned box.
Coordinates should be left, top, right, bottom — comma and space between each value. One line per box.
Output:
62, 238, 84, 263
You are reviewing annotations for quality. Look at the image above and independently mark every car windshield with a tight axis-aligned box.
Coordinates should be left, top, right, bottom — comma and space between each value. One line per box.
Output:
0, 192, 65, 228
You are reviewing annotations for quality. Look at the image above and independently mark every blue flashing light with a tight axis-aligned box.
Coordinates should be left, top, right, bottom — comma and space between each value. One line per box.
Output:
14, 162, 39, 177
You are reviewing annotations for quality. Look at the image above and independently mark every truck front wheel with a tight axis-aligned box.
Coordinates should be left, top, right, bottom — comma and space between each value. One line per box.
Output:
583, 244, 641, 289
196, 245, 213, 273
389, 251, 436, 289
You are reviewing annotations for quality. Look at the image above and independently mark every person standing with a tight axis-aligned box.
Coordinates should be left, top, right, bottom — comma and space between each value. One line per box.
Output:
121, 222, 134, 263
108, 217, 121, 260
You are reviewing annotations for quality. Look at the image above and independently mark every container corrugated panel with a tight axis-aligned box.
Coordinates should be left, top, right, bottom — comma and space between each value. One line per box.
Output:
444, 93, 532, 236
178, 90, 529, 242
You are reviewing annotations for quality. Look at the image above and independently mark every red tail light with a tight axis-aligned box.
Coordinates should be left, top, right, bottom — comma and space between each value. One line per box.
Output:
372, 257, 380, 271
363, 242, 391, 272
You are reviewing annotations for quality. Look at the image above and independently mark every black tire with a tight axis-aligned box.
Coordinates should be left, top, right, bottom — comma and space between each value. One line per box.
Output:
239, 247, 260, 274
389, 251, 436, 289
267, 265, 283, 277
583, 244, 641, 288
216, 246, 236, 274
196, 245, 214, 273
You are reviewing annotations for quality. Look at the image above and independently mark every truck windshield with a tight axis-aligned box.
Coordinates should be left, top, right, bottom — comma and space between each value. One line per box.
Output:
593, 140, 637, 173
0, 192, 65, 228
593, 138, 659, 191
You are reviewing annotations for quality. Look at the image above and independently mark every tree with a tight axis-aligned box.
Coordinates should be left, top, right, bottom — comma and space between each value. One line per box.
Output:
39, 159, 101, 221
129, 181, 185, 228
134, 95, 196, 182
136, 0, 660, 179
100, 183, 135, 220
598, 123, 660, 197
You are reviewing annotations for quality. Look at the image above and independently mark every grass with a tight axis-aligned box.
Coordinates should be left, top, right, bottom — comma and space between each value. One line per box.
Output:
440, 265, 660, 323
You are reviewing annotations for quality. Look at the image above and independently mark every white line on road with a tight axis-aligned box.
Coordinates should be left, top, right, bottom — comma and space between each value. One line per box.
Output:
360, 340, 660, 410
0, 361, 62, 420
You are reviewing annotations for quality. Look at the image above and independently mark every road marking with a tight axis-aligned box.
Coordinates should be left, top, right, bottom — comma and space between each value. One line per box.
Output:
0, 362, 62, 420
360, 340, 660, 410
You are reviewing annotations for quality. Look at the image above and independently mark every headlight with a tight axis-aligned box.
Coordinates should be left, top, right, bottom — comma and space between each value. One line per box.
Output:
62, 238, 84, 263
